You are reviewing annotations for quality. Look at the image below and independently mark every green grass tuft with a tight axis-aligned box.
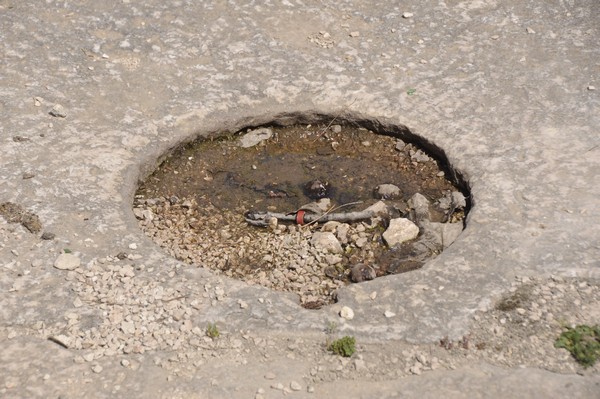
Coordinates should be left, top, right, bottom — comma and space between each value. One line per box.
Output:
328, 336, 356, 357
554, 324, 600, 368
206, 322, 220, 338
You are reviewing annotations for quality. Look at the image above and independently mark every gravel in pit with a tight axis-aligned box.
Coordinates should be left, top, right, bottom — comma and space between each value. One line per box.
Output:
134, 124, 466, 307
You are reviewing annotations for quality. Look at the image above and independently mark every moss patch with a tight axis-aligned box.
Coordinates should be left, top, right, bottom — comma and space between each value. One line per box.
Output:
554, 324, 600, 368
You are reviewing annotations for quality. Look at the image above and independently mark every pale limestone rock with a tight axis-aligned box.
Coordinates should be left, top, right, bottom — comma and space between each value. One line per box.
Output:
310, 232, 342, 254
340, 306, 354, 320
383, 218, 419, 247
54, 253, 81, 270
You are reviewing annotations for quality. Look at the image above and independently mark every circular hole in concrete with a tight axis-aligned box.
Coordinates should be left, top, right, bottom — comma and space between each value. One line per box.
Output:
134, 114, 470, 308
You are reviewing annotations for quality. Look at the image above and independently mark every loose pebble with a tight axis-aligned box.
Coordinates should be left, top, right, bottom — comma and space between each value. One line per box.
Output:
290, 381, 302, 391
264, 372, 276, 380
340, 306, 355, 320
49, 104, 67, 118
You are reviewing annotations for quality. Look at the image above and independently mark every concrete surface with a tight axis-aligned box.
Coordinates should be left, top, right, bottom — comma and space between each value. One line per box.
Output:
1, 0, 599, 397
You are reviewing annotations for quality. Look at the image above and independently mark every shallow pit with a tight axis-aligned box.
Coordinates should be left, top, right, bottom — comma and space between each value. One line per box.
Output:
134, 116, 470, 308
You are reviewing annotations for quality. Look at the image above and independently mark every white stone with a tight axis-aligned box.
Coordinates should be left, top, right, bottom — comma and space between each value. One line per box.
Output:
49, 103, 67, 118
54, 253, 81, 270
340, 306, 354, 320
239, 128, 273, 148
310, 232, 343, 254
384, 310, 396, 318
402, 12, 414, 18
290, 381, 302, 391
375, 184, 401, 199
382, 218, 419, 247
83, 353, 95, 362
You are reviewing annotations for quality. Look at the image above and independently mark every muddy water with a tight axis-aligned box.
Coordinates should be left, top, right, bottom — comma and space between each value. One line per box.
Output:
139, 124, 457, 219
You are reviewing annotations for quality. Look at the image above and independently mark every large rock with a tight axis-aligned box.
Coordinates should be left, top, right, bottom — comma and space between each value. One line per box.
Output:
383, 218, 419, 247
54, 253, 81, 270
310, 232, 343, 254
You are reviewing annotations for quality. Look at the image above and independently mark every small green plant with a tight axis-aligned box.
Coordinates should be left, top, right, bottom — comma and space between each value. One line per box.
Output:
328, 336, 356, 357
554, 324, 600, 368
325, 321, 338, 335
206, 322, 220, 338
406, 88, 417, 96
63, 248, 72, 254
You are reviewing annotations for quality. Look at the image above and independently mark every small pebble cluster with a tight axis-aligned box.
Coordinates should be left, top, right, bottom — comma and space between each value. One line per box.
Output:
134, 196, 390, 306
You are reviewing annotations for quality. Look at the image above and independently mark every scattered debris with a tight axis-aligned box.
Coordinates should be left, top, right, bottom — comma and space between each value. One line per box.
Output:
0, 202, 42, 233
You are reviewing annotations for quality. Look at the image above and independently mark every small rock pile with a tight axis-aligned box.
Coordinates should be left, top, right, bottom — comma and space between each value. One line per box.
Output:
135, 197, 386, 306
134, 189, 465, 306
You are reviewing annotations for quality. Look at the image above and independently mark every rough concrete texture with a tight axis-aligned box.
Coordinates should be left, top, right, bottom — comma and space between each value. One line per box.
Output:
1, 0, 599, 398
